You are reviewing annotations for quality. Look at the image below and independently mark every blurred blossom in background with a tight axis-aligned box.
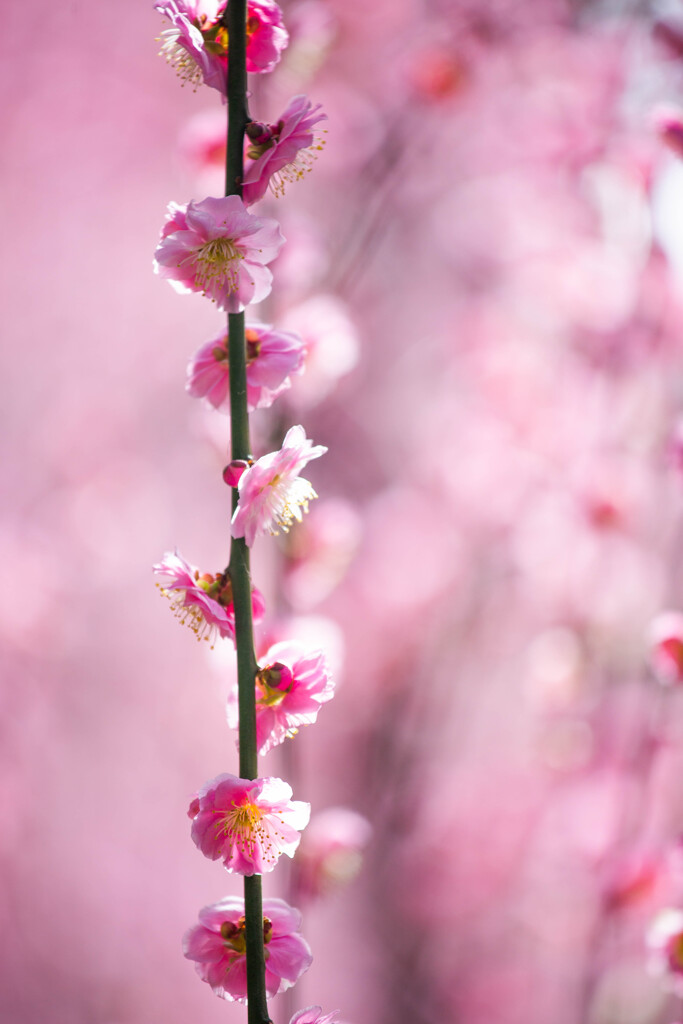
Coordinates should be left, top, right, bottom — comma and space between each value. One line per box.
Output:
8, 1, 683, 1023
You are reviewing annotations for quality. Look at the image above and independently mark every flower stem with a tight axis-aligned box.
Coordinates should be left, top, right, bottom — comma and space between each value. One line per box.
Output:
223, 2, 270, 1022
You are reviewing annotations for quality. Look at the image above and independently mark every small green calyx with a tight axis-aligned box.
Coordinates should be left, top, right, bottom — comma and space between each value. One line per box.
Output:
196, 571, 233, 607
257, 662, 294, 706
196, 17, 228, 56
246, 328, 262, 362
245, 121, 283, 160
220, 915, 273, 954
221, 918, 247, 954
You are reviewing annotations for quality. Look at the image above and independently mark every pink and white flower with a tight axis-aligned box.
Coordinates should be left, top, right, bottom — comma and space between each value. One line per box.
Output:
183, 896, 312, 1002
289, 1009, 340, 1024
153, 551, 265, 646
231, 425, 327, 546
188, 773, 310, 874
154, 195, 285, 313
156, 0, 288, 96
227, 640, 335, 755
242, 96, 327, 205
647, 908, 683, 990
187, 323, 305, 413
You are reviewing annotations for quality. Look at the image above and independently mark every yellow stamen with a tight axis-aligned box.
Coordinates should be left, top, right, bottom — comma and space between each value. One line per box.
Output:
156, 583, 218, 648
257, 681, 287, 707
216, 801, 289, 867
269, 134, 327, 199
266, 477, 318, 535
158, 29, 204, 90
220, 915, 273, 955
189, 237, 244, 298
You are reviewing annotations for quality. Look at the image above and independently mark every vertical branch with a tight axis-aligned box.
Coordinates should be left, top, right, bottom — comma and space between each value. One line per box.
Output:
223, 3, 271, 1022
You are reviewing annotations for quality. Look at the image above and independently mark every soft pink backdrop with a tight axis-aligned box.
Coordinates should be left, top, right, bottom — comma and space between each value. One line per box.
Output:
5, 3, 683, 1024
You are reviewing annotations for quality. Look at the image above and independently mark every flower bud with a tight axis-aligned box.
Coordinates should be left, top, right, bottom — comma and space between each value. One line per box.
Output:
245, 121, 273, 144
260, 661, 295, 691
223, 460, 249, 487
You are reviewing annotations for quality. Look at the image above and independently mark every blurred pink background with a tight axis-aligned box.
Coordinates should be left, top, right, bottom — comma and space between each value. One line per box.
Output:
6, 1, 683, 1022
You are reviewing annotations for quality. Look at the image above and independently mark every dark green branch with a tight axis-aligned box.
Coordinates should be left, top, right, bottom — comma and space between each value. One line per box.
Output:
223, 2, 271, 1022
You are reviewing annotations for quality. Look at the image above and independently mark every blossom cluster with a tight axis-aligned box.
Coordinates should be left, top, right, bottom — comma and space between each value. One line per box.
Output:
153, 550, 265, 646
183, 896, 312, 1001
188, 773, 310, 875
153, 0, 346, 1018
227, 640, 335, 755
155, 0, 288, 94
187, 322, 305, 411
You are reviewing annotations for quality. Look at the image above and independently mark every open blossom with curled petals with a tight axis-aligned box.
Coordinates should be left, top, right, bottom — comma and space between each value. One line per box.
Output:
227, 641, 334, 755
153, 551, 265, 646
187, 323, 305, 413
290, 1009, 340, 1024
231, 426, 327, 546
183, 896, 312, 1002
156, 0, 288, 96
242, 96, 327, 205
154, 195, 284, 313
189, 773, 310, 874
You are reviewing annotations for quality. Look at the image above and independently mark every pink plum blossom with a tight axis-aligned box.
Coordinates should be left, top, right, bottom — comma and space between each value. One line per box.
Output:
231, 425, 327, 546
154, 195, 284, 313
153, 551, 265, 646
156, 0, 288, 97
183, 896, 312, 1001
281, 295, 359, 407
649, 611, 683, 685
284, 498, 362, 609
289, 1009, 340, 1024
244, 0, 288, 74
647, 908, 683, 990
255, 614, 346, 684
242, 96, 327, 205
226, 640, 335, 755
188, 773, 310, 874
293, 807, 372, 900
186, 323, 305, 413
